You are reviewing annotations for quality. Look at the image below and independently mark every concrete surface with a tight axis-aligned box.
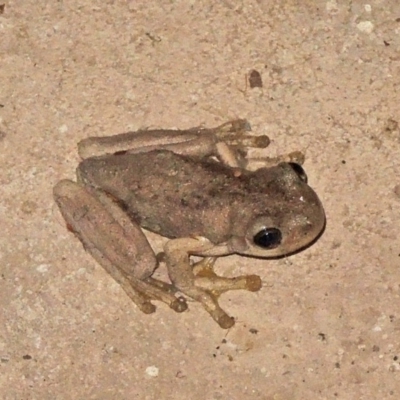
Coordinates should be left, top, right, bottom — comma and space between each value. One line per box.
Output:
1, 1, 400, 399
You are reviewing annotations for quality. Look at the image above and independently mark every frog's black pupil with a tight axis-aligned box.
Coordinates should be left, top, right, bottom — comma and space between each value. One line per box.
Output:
288, 162, 308, 183
253, 228, 282, 249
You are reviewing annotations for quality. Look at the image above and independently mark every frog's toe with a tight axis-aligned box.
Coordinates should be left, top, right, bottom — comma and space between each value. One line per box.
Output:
191, 235, 212, 244
214, 119, 251, 136
194, 273, 262, 295
140, 302, 157, 314
245, 275, 262, 292
170, 296, 188, 313
215, 313, 235, 329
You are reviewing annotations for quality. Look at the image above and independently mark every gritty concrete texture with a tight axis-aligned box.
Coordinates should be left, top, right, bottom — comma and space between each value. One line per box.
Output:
1, 1, 400, 399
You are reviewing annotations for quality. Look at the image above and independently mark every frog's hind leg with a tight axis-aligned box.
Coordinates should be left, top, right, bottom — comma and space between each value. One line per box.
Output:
164, 238, 262, 329
53, 180, 188, 314
77, 119, 271, 169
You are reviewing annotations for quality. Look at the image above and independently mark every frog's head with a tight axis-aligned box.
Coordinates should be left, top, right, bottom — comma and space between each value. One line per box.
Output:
231, 163, 325, 258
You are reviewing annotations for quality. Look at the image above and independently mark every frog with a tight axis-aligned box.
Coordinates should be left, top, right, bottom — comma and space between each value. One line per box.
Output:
53, 119, 325, 329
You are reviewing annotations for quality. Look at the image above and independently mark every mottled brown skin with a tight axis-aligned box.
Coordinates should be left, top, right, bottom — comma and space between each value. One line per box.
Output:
78, 150, 323, 252
54, 120, 325, 328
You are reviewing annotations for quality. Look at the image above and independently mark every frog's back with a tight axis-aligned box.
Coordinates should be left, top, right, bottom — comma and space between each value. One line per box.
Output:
79, 150, 251, 243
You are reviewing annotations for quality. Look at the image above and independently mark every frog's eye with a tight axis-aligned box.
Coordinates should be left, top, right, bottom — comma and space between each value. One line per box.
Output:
288, 163, 308, 183
253, 228, 282, 249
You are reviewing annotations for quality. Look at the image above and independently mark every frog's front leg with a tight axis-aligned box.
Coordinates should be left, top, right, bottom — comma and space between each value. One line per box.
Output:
164, 238, 262, 329
54, 180, 188, 314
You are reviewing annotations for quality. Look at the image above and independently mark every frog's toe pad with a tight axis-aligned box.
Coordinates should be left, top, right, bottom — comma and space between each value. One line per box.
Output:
170, 296, 188, 313
245, 275, 262, 292
140, 302, 157, 314
216, 314, 235, 329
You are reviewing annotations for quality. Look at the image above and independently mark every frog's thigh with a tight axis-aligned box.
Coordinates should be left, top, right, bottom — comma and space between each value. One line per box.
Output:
53, 180, 187, 313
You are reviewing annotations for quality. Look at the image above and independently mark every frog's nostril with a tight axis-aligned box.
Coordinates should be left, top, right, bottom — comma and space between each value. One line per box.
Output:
253, 228, 282, 249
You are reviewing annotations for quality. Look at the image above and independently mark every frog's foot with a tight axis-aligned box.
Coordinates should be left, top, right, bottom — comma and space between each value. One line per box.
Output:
211, 119, 270, 150
210, 120, 306, 170
164, 238, 262, 329
89, 246, 187, 314
54, 179, 188, 314
192, 257, 262, 296
205, 120, 269, 168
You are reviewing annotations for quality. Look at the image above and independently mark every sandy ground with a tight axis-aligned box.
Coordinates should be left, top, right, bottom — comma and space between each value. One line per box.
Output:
1, 1, 400, 399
